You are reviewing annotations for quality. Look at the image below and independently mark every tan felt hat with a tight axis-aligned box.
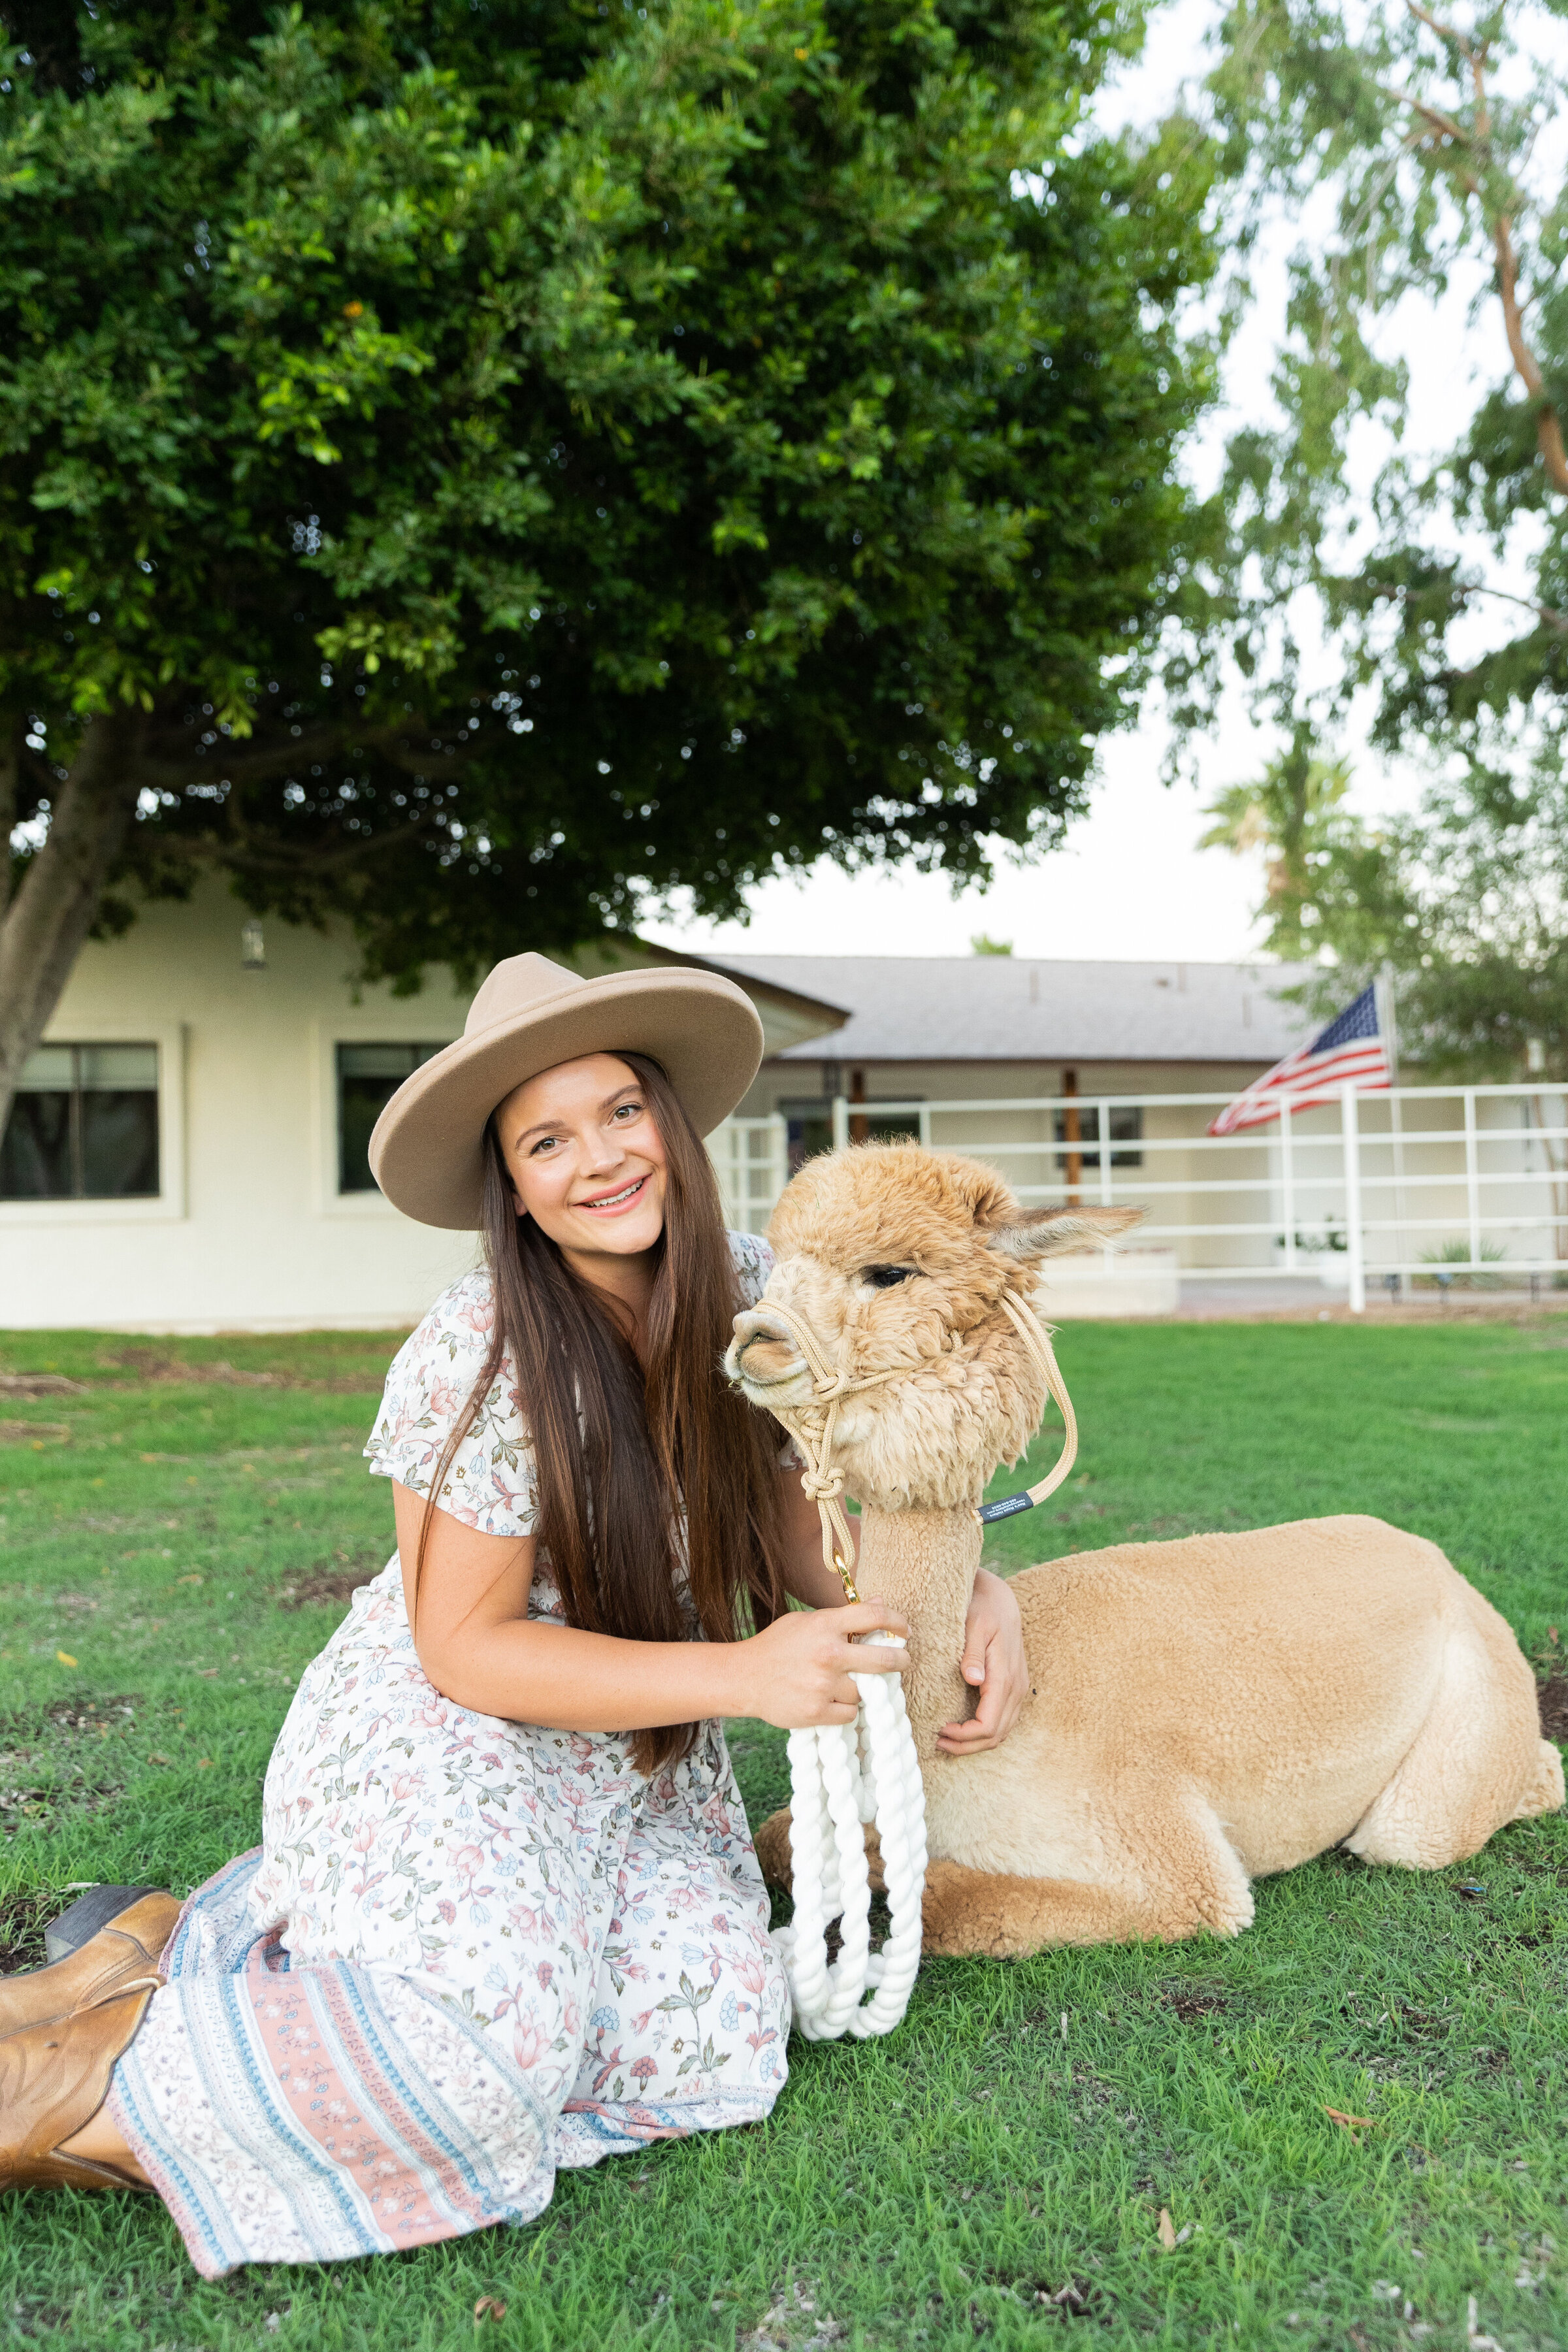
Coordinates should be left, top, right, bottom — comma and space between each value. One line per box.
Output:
368, 952, 764, 1230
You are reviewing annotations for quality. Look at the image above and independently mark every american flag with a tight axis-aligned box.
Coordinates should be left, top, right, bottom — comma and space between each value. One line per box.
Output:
1208, 984, 1391, 1137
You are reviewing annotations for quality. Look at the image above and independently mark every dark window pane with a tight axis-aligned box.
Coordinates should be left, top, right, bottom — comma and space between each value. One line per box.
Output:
338, 1044, 445, 1193
0, 1091, 74, 1198
781, 1099, 923, 1177
1, 1043, 160, 1200
80, 1091, 160, 1197
1055, 1105, 1143, 1171
783, 1105, 833, 1177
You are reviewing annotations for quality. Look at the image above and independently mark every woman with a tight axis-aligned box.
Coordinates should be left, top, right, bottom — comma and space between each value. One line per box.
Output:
0, 952, 1028, 2272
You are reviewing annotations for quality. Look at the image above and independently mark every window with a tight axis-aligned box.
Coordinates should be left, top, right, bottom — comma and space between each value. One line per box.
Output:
0, 1044, 160, 1200
1054, 1103, 1143, 1171
337, 1044, 446, 1193
780, 1097, 924, 1177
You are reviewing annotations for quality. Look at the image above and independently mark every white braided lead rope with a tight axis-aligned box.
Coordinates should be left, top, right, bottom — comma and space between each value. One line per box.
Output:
756, 1281, 1076, 2042
770, 1637, 929, 2039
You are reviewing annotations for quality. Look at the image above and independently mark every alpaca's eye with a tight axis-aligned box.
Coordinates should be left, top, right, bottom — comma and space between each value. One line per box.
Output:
862, 1264, 914, 1289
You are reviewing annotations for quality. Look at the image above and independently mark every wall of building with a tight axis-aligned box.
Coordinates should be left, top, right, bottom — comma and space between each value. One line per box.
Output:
1, 885, 477, 1331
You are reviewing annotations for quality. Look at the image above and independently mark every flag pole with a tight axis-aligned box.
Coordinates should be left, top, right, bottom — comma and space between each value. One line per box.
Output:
1375, 962, 1407, 1298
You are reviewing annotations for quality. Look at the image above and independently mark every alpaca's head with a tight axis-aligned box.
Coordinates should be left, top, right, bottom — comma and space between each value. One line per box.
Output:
725, 1144, 1138, 1511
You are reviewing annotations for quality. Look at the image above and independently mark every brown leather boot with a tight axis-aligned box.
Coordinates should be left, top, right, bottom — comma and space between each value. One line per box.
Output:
0, 1984, 155, 2190
0, 1893, 180, 2038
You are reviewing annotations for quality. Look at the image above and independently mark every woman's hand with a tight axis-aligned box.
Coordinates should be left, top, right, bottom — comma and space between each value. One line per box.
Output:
937, 1566, 1028, 1756
732, 1602, 909, 1730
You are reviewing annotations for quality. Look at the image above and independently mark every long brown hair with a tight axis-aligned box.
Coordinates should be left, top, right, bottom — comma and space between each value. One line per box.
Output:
417, 1051, 791, 1773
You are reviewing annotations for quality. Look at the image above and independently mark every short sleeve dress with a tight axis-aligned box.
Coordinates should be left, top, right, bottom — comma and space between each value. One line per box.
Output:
107, 1232, 792, 2279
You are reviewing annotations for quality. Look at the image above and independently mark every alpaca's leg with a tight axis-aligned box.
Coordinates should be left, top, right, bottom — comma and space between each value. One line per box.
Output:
754, 1806, 793, 1890
921, 1799, 1254, 1959
754, 1808, 887, 1897
1348, 1592, 1564, 1867
920, 1863, 1158, 1957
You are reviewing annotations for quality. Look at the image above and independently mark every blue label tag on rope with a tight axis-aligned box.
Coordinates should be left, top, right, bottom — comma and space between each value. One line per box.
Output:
976, 1491, 1036, 1524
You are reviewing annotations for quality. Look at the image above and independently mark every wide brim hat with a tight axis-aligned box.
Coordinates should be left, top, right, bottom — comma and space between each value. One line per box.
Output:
368, 952, 764, 1230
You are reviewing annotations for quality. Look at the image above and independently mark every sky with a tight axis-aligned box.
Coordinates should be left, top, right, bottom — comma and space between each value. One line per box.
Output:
643, 0, 1530, 968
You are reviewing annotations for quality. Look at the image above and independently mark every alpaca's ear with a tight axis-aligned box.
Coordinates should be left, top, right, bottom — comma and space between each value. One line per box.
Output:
985, 1203, 1143, 1261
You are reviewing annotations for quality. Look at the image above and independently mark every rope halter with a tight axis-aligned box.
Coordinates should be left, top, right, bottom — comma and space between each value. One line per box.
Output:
746, 1282, 1082, 1596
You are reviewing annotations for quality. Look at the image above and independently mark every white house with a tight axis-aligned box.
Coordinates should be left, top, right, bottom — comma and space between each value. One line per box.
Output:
5, 901, 1559, 1329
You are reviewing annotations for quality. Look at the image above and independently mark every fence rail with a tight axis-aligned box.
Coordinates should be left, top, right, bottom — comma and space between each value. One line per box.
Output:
706, 1081, 1568, 1313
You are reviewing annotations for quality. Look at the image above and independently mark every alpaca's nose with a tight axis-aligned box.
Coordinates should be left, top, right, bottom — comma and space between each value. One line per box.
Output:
725, 1309, 806, 1388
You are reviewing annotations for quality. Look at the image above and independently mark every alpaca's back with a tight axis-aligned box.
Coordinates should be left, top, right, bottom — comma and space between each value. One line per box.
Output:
1003, 1513, 1527, 1878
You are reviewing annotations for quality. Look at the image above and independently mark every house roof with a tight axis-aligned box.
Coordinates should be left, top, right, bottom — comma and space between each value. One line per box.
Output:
566, 938, 849, 1060
702, 955, 1315, 1065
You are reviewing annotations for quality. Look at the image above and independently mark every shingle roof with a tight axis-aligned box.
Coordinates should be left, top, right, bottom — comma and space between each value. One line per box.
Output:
703, 955, 1315, 1064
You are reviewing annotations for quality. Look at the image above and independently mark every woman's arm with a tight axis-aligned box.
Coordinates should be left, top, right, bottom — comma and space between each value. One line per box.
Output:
392, 1481, 906, 1733
936, 1567, 1028, 1756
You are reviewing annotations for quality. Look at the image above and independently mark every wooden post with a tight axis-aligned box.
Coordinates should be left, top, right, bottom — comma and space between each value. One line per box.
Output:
1062, 1067, 1081, 1203
849, 1067, 868, 1147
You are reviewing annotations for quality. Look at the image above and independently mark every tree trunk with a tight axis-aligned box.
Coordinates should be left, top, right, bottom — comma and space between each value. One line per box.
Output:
0, 714, 146, 1143
1493, 213, 1568, 498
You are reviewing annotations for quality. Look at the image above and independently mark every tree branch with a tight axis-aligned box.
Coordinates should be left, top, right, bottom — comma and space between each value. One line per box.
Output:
135, 718, 476, 797
1369, 575, 1568, 636
1379, 34, 1567, 500
135, 724, 351, 795
110, 794, 446, 885
223, 808, 444, 879
1375, 82, 1472, 150
1462, 580, 1568, 634
1405, 0, 1480, 63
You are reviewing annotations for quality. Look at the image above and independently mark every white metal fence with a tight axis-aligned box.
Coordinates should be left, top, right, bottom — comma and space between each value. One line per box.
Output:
708, 1083, 1568, 1313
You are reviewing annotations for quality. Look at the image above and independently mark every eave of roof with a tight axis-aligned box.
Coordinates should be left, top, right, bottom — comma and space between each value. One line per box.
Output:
701, 954, 1315, 1065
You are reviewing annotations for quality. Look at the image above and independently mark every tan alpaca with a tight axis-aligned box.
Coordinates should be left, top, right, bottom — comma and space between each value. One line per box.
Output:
726, 1145, 1563, 1957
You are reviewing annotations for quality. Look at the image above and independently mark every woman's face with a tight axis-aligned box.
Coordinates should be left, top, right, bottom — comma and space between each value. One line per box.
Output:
495, 1053, 668, 1262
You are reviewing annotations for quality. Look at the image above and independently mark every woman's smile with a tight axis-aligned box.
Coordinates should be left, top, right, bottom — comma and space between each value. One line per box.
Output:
576, 1173, 651, 1215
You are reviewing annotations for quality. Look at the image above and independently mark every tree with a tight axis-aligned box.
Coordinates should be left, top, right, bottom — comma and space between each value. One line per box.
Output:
1198, 735, 1364, 960
1200, 749, 1568, 1080
1177, 0, 1568, 1130
0, 0, 1223, 1133
1202, 0, 1568, 787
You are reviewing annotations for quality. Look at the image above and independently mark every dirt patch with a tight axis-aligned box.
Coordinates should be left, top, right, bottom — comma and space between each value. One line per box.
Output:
0, 1695, 140, 1838
1158, 1982, 1230, 2024
101, 1348, 286, 1385
740, 2283, 846, 2349
97, 1347, 380, 1394
1013, 2276, 1109, 2322
273, 1566, 377, 1612
0, 1421, 71, 1446
1539, 1676, 1568, 1744
0, 1373, 86, 1398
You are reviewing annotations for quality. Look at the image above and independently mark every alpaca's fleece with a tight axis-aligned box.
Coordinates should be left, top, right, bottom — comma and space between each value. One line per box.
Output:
732, 1143, 1562, 1959
728, 1143, 1133, 1512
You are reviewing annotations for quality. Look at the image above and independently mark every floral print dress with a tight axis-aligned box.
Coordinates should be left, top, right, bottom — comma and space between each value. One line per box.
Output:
107, 1234, 791, 2278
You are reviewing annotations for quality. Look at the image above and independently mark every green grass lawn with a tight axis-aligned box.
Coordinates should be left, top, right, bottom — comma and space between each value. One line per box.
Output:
0, 1316, 1564, 2352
